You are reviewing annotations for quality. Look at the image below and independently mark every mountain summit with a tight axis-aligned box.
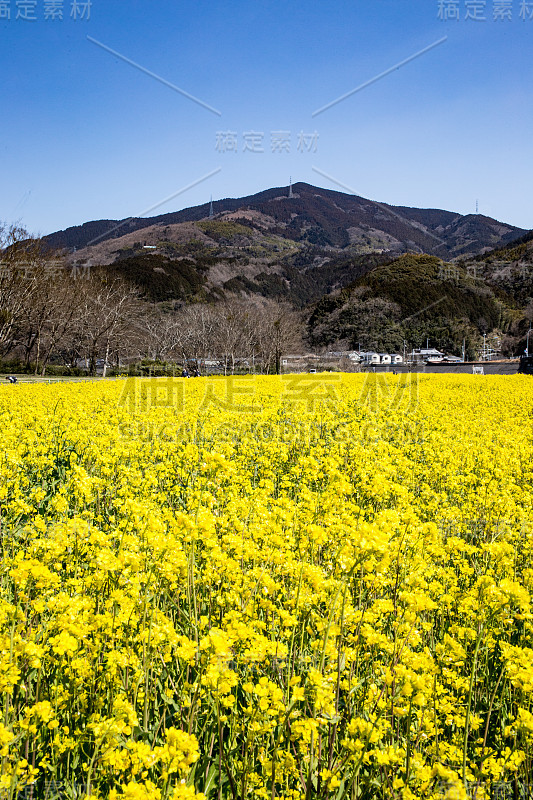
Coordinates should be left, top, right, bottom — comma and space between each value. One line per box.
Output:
45, 183, 524, 260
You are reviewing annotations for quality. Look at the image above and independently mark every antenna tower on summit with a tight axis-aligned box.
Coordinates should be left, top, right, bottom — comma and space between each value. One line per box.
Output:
475, 199, 479, 215
209, 196, 214, 218
288, 177, 294, 199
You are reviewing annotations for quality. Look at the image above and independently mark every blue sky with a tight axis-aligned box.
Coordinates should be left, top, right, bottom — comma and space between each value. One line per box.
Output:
1, 0, 532, 235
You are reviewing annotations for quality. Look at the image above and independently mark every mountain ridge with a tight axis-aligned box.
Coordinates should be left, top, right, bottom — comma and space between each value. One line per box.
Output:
45, 182, 526, 260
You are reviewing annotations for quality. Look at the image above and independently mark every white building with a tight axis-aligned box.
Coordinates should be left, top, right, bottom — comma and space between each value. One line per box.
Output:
359, 352, 381, 365
411, 348, 445, 362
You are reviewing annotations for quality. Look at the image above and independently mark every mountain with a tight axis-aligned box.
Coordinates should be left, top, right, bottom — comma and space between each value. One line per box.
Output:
62, 215, 391, 307
306, 232, 533, 358
35, 183, 533, 358
462, 230, 533, 305
307, 253, 514, 358
46, 183, 525, 260
42, 183, 527, 310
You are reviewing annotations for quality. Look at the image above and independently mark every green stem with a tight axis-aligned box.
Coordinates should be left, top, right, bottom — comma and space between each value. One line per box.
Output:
463, 627, 484, 785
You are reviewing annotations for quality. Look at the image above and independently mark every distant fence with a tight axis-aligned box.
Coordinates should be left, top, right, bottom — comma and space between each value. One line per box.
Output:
360, 361, 520, 376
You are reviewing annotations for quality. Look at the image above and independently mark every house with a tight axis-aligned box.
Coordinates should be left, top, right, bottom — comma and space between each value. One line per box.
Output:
359, 352, 381, 365
442, 355, 463, 363
411, 348, 445, 362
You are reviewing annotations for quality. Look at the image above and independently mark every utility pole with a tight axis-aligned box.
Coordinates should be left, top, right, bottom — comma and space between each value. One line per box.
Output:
462, 339, 466, 363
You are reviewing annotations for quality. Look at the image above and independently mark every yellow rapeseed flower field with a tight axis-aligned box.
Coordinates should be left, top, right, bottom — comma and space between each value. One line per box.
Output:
0, 373, 532, 800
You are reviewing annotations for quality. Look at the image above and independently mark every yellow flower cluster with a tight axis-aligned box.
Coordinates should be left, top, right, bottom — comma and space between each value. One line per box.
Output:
0, 373, 532, 799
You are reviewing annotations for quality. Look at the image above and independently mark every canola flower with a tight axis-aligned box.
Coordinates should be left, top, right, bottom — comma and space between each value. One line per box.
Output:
0, 373, 532, 799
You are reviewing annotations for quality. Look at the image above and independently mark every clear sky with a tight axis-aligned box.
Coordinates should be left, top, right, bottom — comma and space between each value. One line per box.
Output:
1, 0, 532, 235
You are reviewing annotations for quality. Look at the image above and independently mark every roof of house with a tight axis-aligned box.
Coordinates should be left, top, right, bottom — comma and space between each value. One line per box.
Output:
413, 348, 444, 356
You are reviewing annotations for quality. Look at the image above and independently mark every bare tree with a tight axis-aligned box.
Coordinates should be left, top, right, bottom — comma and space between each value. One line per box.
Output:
73, 272, 141, 376
0, 224, 44, 358
171, 298, 303, 374
253, 299, 304, 373
20, 265, 83, 375
136, 309, 183, 362
210, 299, 256, 374
180, 304, 218, 367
